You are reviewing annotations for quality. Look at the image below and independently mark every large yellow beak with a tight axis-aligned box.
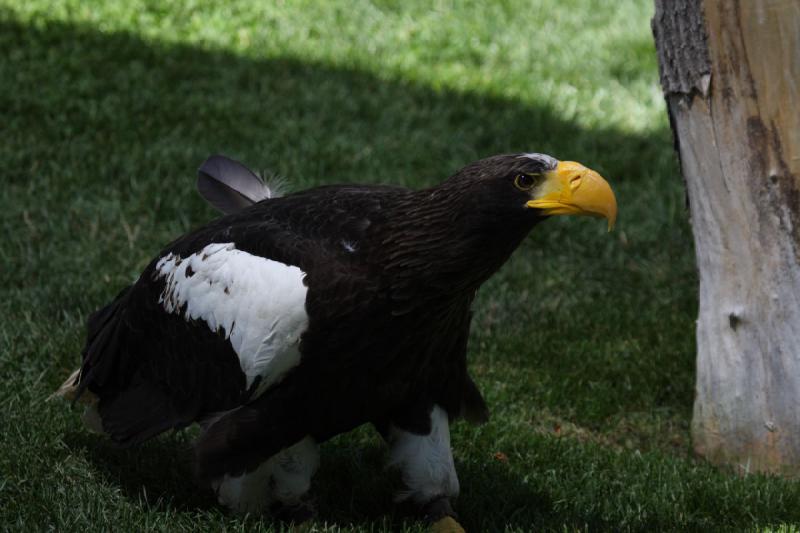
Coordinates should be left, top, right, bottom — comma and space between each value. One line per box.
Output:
526, 161, 617, 230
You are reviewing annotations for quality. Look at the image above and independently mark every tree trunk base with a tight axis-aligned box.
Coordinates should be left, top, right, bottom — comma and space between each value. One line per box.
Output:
654, 0, 800, 476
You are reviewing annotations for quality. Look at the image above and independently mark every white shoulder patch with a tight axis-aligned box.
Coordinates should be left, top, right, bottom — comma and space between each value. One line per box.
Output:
154, 242, 308, 396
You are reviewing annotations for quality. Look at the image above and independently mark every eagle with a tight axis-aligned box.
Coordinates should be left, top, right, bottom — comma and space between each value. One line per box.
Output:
55, 152, 616, 531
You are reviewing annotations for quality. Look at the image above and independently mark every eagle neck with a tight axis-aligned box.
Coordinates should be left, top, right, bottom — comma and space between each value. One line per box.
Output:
380, 187, 536, 304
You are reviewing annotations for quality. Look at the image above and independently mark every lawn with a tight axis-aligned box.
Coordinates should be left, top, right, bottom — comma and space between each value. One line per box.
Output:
1, 0, 799, 531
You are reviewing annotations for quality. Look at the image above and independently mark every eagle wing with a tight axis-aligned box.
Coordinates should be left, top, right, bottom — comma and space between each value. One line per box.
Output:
77, 187, 390, 446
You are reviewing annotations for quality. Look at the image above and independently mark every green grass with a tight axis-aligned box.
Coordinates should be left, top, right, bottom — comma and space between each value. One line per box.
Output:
1, 1, 798, 531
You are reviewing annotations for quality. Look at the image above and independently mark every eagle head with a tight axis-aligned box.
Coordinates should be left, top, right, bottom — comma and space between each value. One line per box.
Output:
444, 152, 618, 231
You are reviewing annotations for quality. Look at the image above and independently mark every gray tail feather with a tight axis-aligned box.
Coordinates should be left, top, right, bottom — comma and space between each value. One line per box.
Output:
197, 154, 282, 215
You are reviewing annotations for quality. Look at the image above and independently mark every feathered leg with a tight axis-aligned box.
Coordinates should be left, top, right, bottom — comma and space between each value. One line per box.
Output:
387, 405, 464, 532
211, 437, 319, 519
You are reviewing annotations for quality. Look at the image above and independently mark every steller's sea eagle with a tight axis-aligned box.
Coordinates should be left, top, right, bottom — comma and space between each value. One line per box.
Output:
55, 152, 617, 531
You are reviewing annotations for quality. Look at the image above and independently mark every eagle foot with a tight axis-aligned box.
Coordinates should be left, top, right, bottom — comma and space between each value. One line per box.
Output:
430, 516, 466, 533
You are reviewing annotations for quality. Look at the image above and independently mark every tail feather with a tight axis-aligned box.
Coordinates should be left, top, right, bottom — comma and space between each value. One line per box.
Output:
49, 368, 94, 403
51, 368, 105, 434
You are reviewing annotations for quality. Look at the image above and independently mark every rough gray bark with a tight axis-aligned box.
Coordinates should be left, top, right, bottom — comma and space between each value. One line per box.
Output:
653, 0, 800, 475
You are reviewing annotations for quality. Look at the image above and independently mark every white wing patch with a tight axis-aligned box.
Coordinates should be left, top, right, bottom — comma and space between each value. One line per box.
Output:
155, 242, 308, 396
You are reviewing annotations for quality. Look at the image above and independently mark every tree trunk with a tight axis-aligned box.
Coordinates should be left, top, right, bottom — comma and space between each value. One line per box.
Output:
652, 0, 800, 475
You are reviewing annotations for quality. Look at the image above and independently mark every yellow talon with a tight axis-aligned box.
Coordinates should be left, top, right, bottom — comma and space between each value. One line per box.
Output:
431, 516, 466, 533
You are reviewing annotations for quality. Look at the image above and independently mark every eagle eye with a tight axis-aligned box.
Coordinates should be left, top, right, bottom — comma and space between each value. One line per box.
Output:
514, 173, 537, 191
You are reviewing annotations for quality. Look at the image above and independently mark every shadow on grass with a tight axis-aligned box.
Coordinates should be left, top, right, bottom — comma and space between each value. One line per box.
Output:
1, 14, 670, 196
5, 12, 691, 530
315, 435, 555, 530
63, 430, 217, 512
65, 428, 553, 530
